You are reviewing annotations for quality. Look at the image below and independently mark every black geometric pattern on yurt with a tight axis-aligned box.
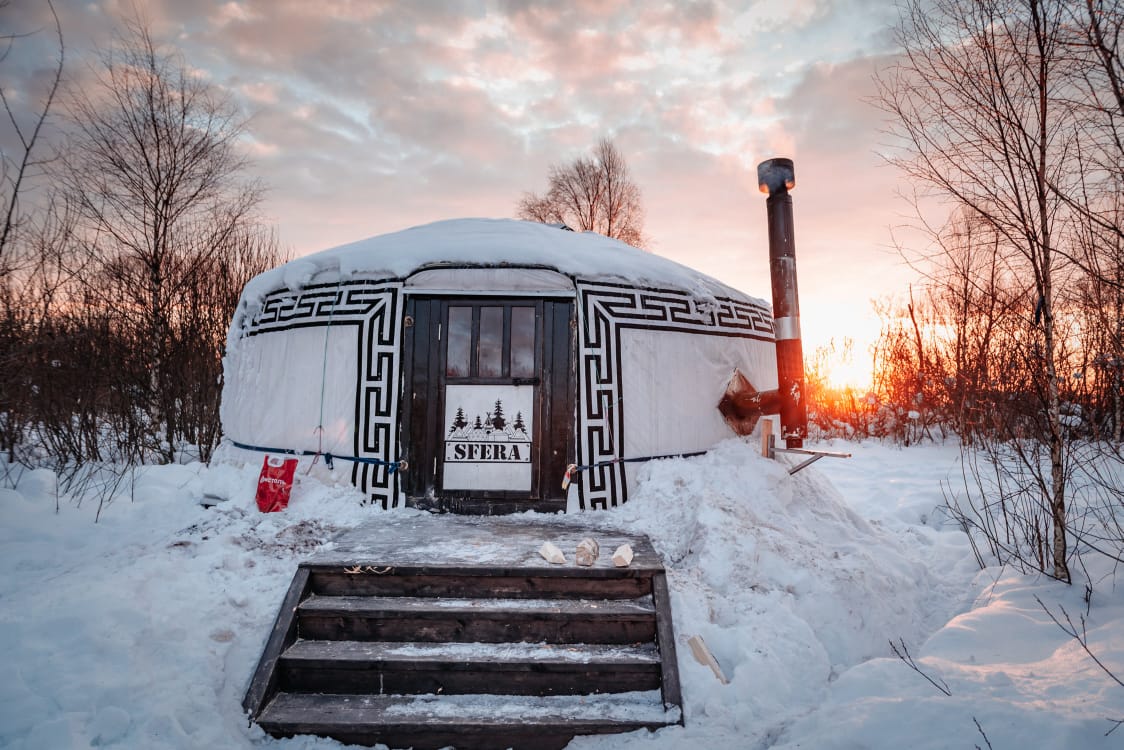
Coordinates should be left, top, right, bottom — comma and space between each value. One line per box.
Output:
355, 286, 404, 508
236, 280, 405, 509
240, 281, 391, 337
574, 281, 775, 510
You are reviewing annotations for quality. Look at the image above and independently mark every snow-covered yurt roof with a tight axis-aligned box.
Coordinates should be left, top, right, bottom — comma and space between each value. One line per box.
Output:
237, 218, 759, 308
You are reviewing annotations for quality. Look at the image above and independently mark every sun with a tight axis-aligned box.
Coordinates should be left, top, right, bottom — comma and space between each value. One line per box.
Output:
800, 305, 877, 392
823, 357, 873, 391
802, 333, 874, 393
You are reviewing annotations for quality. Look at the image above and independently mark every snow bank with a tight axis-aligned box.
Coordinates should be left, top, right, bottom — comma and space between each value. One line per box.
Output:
0, 461, 379, 750
773, 562, 1124, 749
2, 441, 1122, 749
566, 439, 976, 747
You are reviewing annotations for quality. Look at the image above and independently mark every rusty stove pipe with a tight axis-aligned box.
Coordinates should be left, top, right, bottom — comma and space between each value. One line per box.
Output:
758, 157, 807, 448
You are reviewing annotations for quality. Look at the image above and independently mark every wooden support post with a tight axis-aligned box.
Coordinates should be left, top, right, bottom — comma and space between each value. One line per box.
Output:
760, 419, 774, 458
243, 566, 312, 718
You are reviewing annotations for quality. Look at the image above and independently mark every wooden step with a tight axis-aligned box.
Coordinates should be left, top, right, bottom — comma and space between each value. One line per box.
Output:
243, 519, 685, 747
258, 690, 680, 750
309, 569, 653, 599
278, 639, 662, 696
296, 594, 658, 644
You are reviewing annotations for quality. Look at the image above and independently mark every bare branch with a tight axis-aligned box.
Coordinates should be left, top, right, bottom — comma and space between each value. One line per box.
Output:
973, 716, 994, 750
1035, 595, 1124, 689
0, 0, 64, 271
889, 637, 952, 696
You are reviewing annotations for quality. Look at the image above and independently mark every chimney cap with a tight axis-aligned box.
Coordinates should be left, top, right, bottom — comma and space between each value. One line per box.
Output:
757, 158, 795, 195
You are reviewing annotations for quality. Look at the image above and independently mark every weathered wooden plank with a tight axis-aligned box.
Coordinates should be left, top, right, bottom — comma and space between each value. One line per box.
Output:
296, 593, 656, 643
305, 517, 666, 573
242, 567, 312, 718
279, 639, 660, 695
284, 638, 661, 666
650, 571, 684, 717
300, 593, 653, 614
309, 570, 654, 598
258, 691, 678, 749
284, 728, 576, 750
280, 662, 660, 697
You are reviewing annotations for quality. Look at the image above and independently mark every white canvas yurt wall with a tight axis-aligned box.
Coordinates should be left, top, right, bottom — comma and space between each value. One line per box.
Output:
221, 219, 778, 511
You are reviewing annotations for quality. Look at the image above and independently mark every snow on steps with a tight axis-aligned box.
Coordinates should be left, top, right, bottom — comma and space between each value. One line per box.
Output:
296, 593, 659, 644
259, 691, 679, 750
242, 518, 683, 749
277, 638, 663, 696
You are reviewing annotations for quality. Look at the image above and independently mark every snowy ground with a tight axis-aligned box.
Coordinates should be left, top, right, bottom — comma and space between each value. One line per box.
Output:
2, 439, 1122, 749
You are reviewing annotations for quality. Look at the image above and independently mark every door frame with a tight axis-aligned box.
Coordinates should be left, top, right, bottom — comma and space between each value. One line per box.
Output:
400, 294, 574, 514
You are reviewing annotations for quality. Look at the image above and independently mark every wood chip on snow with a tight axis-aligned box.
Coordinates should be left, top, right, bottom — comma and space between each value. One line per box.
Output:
538, 541, 566, 564
612, 543, 634, 567
575, 537, 600, 567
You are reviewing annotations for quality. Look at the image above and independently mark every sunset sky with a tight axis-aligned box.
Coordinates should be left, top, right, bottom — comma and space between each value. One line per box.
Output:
5, 0, 933, 386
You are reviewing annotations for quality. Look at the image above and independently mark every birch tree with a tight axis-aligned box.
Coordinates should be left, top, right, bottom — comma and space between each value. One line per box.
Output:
61, 19, 265, 462
878, 0, 1076, 581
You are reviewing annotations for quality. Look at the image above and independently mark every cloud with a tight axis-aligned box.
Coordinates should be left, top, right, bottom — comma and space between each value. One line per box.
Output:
11, 0, 914, 353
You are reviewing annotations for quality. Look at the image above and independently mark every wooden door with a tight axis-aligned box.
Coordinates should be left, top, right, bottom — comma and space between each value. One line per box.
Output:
401, 297, 573, 514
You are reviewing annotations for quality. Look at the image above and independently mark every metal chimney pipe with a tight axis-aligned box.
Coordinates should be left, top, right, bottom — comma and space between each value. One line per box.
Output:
758, 157, 807, 448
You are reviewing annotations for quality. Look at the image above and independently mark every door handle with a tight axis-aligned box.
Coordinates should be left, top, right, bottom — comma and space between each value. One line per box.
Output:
513, 377, 540, 386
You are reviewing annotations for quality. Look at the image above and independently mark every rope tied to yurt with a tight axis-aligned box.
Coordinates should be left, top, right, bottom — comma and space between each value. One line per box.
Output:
309, 282, 344, 471
561, 450, 708, 489
228, 439, 407, 473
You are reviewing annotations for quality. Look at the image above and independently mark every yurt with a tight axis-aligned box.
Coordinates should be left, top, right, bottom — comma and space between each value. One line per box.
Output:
220, 218, 781, 513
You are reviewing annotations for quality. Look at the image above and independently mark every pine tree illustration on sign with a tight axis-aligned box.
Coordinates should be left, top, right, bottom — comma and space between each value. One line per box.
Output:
450, 406, 468, 433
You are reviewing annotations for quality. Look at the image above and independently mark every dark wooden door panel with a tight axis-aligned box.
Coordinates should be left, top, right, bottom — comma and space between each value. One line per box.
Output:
401, 296, 573, 514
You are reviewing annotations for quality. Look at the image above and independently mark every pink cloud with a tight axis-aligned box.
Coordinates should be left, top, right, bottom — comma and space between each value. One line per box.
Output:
11, 0, 910, 356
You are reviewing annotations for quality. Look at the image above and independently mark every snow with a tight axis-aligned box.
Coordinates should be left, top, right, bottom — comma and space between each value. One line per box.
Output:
236, 218, 760, 313
3, 439, 1124, 749
285, 640, 660, 665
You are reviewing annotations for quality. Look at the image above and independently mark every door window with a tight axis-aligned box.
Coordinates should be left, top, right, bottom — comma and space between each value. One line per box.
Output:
511, 307, 536, 378
445, 306, 472, 377
478, 306, 504, 377
443, 305, 538, 381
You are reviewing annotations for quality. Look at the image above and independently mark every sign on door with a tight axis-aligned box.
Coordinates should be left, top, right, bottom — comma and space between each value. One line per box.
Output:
443, 385, 533, 491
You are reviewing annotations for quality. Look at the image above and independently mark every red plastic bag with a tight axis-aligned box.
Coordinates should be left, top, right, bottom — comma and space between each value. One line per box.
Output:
255, 456, 298, 513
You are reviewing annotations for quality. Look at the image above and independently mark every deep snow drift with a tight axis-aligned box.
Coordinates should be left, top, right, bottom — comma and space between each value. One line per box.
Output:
1, 440, 1122, 749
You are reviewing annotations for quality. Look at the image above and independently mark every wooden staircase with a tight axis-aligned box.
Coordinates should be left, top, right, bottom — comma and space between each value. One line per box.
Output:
242, 519, 683, 750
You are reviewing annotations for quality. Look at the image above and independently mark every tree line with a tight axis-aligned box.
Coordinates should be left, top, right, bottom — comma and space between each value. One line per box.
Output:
1, 12, 284, 477
806, 0, 1123, 584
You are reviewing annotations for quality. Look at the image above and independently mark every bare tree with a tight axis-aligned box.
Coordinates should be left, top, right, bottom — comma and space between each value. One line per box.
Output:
517, 137, 646, 247
0, 0, 63, 275
0, 0, 66, 465
60, 17, 266, 462
877, 0, 1078, 581
168, 225, 284, 462
1054, 0, 1124, 269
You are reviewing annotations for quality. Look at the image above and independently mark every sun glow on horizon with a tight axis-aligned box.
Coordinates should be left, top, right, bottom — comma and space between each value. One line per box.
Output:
819, 355, 874, 392
801, 302, 878, 392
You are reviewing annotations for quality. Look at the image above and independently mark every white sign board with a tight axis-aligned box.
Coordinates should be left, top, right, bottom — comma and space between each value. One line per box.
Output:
443, 384, 533, 491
